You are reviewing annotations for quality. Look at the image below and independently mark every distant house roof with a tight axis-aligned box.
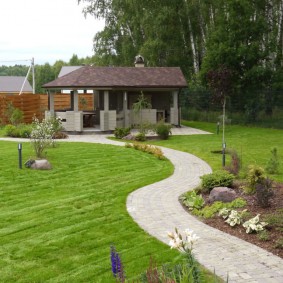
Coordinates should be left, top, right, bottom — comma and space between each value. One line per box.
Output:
43, 66, 187, 90
58, 66, 82, 78
0, 76, 33, 93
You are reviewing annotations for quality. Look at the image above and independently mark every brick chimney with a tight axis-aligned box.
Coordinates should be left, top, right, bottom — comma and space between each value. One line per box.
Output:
134, 55, 145, 67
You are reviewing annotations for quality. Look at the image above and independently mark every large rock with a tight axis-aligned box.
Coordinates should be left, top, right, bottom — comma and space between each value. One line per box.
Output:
25, 159, 52, 170
209, 187, 236, 203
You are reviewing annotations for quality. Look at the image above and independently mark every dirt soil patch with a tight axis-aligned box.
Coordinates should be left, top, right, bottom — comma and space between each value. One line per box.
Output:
184, 183, 283, 259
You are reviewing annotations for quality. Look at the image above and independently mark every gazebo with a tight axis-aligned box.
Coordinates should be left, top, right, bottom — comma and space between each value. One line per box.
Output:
43, 64, 187, 132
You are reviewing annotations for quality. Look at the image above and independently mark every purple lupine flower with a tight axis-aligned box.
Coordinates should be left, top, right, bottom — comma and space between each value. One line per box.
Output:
110, 245, 125, 282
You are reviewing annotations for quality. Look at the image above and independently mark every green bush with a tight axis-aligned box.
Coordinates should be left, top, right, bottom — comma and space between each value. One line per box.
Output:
18, 124, 32, 138
225, 149, 241, 175
255, 178, 274, 208
114, 127, 131, 139
135, 132, 146, 141
245, 165, 266, 194
265, 147, 280, 174
4, 124, 19, 137
200, 170, 235, 193
5, 102, 24, 125
4, 124, 32, 138
155, 121, 172, 140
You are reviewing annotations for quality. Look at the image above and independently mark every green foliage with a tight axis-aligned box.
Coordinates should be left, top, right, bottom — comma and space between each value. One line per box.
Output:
275, 238, 283, 249
255, 178, 274, 208
245, 165, 266, 194
180, 190, 205, 210
263, 209, 283, 228
192, 198, 247, 219
257, 230, 270, 241
5, 102, 23, 125
225, 149, 241, 176
135, 132, 146, 141
132, 92, 152, 135
154, 121, 172, 140
140, 256, 206, 283
200, 171, 235, 193
30, 116, 62, 158
265, 147, 280, 174
114, 127, 131, 139
4, 124, 32, 138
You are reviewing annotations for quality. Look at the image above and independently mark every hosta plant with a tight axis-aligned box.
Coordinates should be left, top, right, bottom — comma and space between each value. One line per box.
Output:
180, 190, 205, 210
219, 208, 247, 227
218, 207, 231, 219
225, 210, 247, 227
243, 214, 268, 234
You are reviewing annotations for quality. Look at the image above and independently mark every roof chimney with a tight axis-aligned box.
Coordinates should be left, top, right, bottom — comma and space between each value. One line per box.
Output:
134, 55, 145, 67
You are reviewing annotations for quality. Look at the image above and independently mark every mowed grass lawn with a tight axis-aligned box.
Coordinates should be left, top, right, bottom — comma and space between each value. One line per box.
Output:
151, 121, 283, 183
0, 141, 182, 282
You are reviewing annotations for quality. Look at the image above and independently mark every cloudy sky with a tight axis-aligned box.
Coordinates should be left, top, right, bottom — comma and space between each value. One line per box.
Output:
0, 0, 104, 66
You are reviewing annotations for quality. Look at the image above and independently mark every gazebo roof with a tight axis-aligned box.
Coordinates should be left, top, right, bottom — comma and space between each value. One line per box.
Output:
43, 66, 187, 90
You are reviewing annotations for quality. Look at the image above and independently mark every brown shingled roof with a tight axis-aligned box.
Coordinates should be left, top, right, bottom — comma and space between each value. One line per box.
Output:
43, 66, 187, 89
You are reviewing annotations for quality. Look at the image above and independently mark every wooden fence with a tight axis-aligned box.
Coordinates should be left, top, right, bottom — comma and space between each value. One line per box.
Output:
0, 93, 94, 124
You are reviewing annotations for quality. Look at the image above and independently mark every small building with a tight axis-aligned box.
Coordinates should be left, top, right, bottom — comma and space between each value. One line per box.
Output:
0, 76, 33, 95
43, 62, 187, 132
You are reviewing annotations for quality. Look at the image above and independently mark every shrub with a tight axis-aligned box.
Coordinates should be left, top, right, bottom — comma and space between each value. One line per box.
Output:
125, 143, 166, 160
4, 124, 19, 137
5, 102, 23, 125
200, 171, 234, 193
135, 132, 146, 141
49, 116, 63, 133
4, 124, 32, 138
114, 127, 131, 139
225, 149, 241, 175
245, 165, 266, 194
154, 121, 172, 140
30, 116, 58, 158
265, 147, 280, 174
18, 124, 32, 138
255, 178, 274, 208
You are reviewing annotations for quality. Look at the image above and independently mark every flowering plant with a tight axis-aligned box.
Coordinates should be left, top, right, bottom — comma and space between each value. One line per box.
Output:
30, 116, 62, 158
167, 228, 200, 253
110, 245, 125, 282
168, 228, 201, 282
243, 214, 268, 234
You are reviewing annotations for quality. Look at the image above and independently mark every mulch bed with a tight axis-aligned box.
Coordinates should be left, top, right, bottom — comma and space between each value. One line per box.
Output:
183, 183, 283, 259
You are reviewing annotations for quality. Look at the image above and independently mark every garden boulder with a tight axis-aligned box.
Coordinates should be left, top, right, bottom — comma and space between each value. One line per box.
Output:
208, 187, 236, 203
25, 159, 52, 170
122, 134, 135, 140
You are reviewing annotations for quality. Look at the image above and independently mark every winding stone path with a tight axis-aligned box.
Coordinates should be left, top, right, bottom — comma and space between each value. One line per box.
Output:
1, 127, 282, 282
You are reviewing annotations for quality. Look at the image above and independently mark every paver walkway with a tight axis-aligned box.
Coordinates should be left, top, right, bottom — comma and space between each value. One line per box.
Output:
1, 126, 282, 282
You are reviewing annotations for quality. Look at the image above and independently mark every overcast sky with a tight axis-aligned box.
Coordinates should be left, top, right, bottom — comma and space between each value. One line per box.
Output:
0, 0, 104, 66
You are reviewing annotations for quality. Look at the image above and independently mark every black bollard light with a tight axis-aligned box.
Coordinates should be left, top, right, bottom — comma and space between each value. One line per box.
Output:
18, 143, 22, 169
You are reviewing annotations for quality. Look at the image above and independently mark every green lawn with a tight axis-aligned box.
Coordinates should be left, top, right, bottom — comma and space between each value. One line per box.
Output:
2, 121, 280, 281
0, 141, 182, 282
151, 121, 283, 182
